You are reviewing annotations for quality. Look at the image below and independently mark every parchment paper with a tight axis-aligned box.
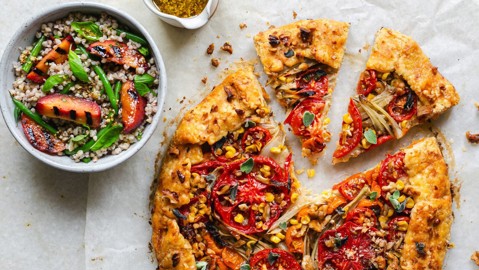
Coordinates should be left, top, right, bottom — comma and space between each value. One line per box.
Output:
1, 0, 478, 269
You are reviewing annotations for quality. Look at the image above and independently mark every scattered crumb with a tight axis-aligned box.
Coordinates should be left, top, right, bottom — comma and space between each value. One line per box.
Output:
216, 35, 220, 39
451, 178, 462, 208
220, 42, 233, 54
293, 11, 297, 19
239, 23, 247, 29
466, 131, 479, 144
471, 251, 479, 266
91, 257, 104, 262
206, 43, 215, 55
201, 77, 208, 84
211, 58, 220, 67
295, 169, 304, 175
306, 169, 315, 178
474, 102, 479, 110
25, 223, 31, 227
363, 43, 371, 51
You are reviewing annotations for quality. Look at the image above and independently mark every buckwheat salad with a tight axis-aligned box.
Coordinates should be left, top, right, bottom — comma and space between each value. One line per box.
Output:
9, 13, 159, 163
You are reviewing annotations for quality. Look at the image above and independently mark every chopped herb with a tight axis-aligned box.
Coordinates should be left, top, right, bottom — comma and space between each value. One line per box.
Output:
284, 49, 295, 58
60, 82, 75, 94
404, 91, 415, 111
68, 50, 90, 83
134, 74, 156, 96
205, 174, 216, 182
230, 184, 238, 202
240, 263, 251, 270
267, 251, 280, 265
279, 221, 288, 230
391, 190, 400, 200
136, 131, 143, 140
244, 120, 256, 128
213, 137, 226, 150
369, 191, 378, 201
42, 74, 68, 92
240, 158, 254, 173
196, 261, 208, 270
415, 242, 426, 255
389, 190, 406, 213
70, 134, 89, 143
364, 129, 377, 144
81, 157, 92, 163
335, 207, 345, 215
334, 235, 348, 248
302, 111, 314, 127
138, 46, 150, 57
71, 21, 102, 42
268, 35, 280, 47
172, 208, 187, 220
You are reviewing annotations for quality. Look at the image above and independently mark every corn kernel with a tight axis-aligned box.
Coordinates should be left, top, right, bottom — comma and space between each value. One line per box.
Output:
247, 240, 256, 248
301, 215, 311, 224
270, 147, 282, 154
397, 220, 408, 231
401, 120, 408, 129
328, 88, 333, 94
265, 193, 275, 202
291, 192, 299, 203
379, 216, 388, 228
245, 144, 259, 153
255, 221, 263, 229
381, 72, 390, 80
224, 146, 237, 159
289, 219, 299, 225
295, 223, 303, 229
343, 113, 353, 124
361, 138, 371, 149
279, 76, 286, 82
342, 124, 350, 132
276, 232, 285, 240
292, 180, 301, 189
406, 197, 415, 209
307, 169, 315, 178
398, 195, 406, 203
234, 214, 244, 224
260, 166, 271, 177
387, 209, 394, 217
396, 180, 405, 191
367, 93, 376, 100
323, 117, 331, 125
270, 235, 281, 244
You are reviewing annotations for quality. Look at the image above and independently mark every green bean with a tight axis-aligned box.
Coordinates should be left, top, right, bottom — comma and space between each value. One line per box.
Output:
93, 65, 118, 114
22, 35, 46, 73
60, 82, 75, 94
116, 29, 148, 45
114, 81, 122, 102
12, 98, 57, 134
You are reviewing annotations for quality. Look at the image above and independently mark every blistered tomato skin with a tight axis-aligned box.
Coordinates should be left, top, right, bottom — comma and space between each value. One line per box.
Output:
333, 99, 363, 159
120, 81, 146, 133
250, 248, 301, 270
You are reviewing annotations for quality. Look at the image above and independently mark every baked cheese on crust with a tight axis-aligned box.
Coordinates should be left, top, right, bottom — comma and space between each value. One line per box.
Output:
367, 28, 460, 117
151, 68, 271, 270
401, 137, 453, 270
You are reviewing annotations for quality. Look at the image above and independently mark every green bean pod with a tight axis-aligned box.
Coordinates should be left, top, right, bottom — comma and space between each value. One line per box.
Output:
93, 65, 118, 114
12, 98, 57, 134
116, 29, 148, 45
22, 35, 46, 73
60, 82, 76, 94
114, 81, 122, 102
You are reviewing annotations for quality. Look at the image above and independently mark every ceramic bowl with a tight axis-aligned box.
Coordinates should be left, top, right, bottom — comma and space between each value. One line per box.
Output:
0, 2, 167, 173
143, 0, 219, 29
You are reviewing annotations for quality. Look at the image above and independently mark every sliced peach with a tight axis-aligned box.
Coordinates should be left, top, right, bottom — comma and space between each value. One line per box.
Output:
21, 114, 65, 154
88, 40, 147, 69
36, 93, 102, 128
120, 81, 146, 133
26, 35, 75, 83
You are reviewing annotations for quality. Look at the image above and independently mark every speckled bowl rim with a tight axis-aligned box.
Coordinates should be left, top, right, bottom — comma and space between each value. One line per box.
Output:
0, 2, 167, 173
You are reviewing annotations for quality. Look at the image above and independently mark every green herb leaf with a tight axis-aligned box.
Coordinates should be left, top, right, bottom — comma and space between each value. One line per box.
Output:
196, 261, 208, 270
415, 242, 426, 255
279, 221, 288, 230
230, 184, 238, 202
68, 50, 90, 83
391, 190, 400, 200
42, 74, 67, 92
81, 157, 92, 163
369, 191, 378, 201
135, 74, 155, 85
14, 106, 21, 122
70, 134, 89, 143
240, 158, 254, 174
302, 111, 314, 127
138, 46, 150, 57
60, 82, 75, 94
90, 124, 123, 151
172, 208, 187, 220
71, 21, 102, 42
389, 191, 406, 213
244, 120, 256, 128
134, 82, 151, 96
364, 129, 377, 144
335, 207, 345, 216
334, 235, 348, 248
267, 251, 279, 265
240, 264, 251, 270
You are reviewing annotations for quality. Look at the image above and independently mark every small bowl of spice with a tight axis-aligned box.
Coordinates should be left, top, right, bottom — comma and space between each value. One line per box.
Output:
143, 0, 219, 29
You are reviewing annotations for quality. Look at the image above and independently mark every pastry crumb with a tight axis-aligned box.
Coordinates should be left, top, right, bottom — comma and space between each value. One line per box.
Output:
211, 58, 220, 67
295, 169, 304, 175
474, 102, 479, 110
206, 43, 215, 55
471, 251, 479, 266
239, 23, 247, 29
220, 42, 233, 54
293, 11, 297, 19
201, 77, 208, 84
466, 131, 479, 144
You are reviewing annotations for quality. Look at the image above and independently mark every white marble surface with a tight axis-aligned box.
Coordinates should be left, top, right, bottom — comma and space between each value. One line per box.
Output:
1, 0, 479, 269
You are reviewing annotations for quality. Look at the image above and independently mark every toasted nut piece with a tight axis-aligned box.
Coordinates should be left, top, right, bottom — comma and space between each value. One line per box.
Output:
206, 43, 215, 55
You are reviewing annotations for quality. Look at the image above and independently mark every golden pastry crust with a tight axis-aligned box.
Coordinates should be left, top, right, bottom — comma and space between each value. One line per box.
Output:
151, 69, 270, 270
367, 28, 460, 116
254, 19, 350, 76
401, 137, 453, 270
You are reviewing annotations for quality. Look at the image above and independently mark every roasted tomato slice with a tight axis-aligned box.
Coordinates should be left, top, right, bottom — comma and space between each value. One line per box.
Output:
212, 156, 290, 234
284, 98, 325, 137
333, 173, 367, 201
250, 248, 301, 270
295, 66, 329, 98
21, 114, 65, 154
88, 40, 147, 69
35, 93, 102, 128
387, 89, 417, 122
333, 99, 363, 159
317, 221, 377, 270
120, 80, 146, 133
357, 69, 377, 96
191, 160, 226, 175
345, 207, 378, 228
285, 226, 304, 253
27, 35, 75, 83
241, 126, 272, 154
377, 152, 407, 197
387, 216, 410, 242
365, 135, 394, 152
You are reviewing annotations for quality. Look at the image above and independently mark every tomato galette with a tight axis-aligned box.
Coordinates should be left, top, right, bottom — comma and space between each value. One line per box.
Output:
254, 19, 350, 163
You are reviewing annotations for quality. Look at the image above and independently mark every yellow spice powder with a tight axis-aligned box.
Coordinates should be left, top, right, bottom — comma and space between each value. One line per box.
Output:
153, 0, 208, 18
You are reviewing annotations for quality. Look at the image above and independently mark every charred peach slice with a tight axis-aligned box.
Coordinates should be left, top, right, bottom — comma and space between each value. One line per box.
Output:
21, 114, 65, 154
120, 81, 146, 133
36, 94, 102, 128
26, 35, 75, 83
88, 40, 147, 69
